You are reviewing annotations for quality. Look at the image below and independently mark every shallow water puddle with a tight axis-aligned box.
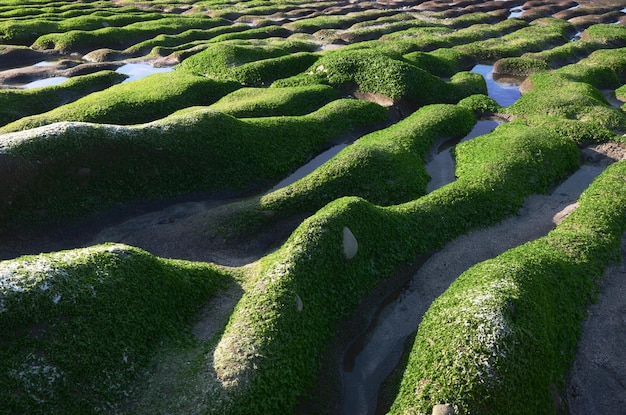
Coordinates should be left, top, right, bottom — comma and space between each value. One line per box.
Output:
267, 143, 349, 192
116, 63, 173, 82
426, 118, 503, 193
340, 165, 605, 415
508, 7, 524, 18
23, 76, 69, 89
33, 60, 59, 67
471, 64, 522, 107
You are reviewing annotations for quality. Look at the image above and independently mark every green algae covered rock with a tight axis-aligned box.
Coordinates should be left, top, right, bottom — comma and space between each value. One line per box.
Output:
0, 243, 229, 414
508, 71, 626, 131
31, 17, 225, 54
208, 84, 338, 117
260, 103, 477, 213
209, 121, 578, 415
177, 42, 319, 85
0, 99, 387, 225
274, 48, 486, 105
0, 72, 240, 133
0, 70, 127, 128
390, 160, 626, 415
403, 48, 475, 77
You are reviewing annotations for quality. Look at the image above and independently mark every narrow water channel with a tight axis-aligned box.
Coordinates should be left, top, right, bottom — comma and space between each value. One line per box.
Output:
425, 118, 503, 193
268, 143, 349, 192
339, 117, 500, 415
23, 76, 69, 89
340, 164, 606, 415
508, 7, 524, 19
340, 64, 525, 415
471, 64, 522, 107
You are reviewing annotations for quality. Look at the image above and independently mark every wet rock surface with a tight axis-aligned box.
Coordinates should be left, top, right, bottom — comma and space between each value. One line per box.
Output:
2, 0, 626, 414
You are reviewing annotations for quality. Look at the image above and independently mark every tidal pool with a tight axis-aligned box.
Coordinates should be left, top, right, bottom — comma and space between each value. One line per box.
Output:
23, 76, 69, 89
116, 63, 173, 82
426, 118, 503, 193
508, 7, 524, 18
471, 64, 522, 107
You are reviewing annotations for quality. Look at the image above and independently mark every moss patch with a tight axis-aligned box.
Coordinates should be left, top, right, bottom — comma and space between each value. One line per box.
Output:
390, 160, 626, 415
0, 72, 240, 133
0, 99, 387, 225
0, 70, 127, 128
0, 243, 230, 414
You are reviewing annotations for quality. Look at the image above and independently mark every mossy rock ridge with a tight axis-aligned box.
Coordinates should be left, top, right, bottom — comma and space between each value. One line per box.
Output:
30, 17, 227, 54
0, 72, 241, 133
273, 48, 487, 105
260, 103, 477, 213
0, 70, 127, 128
390, 160, 626, 415
209, 121, 578, 414
208, 84, 339, 117
0, 99, 387, 226
0, 243, 229, 414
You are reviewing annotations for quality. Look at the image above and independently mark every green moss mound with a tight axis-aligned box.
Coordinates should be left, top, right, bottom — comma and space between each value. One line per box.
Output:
226, 52, 320, 86
209, 121, 578, 414
0, 243, 229, 414
261, 103, 476, 213
273, 48, 486, 105
31, 17, 225, 54
455, 18, 573, 61
390, 160, 626, 415
493, 56, 549, 77
208, 84, 338, 117
380, 19, 526, 51
525, 115, 619, 145
122, 24, 250, 59
508, 71, 626, 131
403, 48, 475, 77
176, 41, 299, 74
0, 70, 127, 128
0, 9, 165, 45
0, 72, 240, 133
458, 94, 502, 116
0, 99, 387, 225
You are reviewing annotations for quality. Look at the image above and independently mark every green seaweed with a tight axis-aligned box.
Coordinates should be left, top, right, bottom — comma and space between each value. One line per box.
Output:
0, 244, 230, 414
0, 99, 387, 224
209, 120, 578, 414
208, 84, 338, 117
0, 72, 240, 133
390, 160, 626, 415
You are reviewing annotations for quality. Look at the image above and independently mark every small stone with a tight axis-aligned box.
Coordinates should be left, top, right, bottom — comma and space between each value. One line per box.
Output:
343, 226, 358, 259
432, 403, 456, 415
553, 202, 579, 225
